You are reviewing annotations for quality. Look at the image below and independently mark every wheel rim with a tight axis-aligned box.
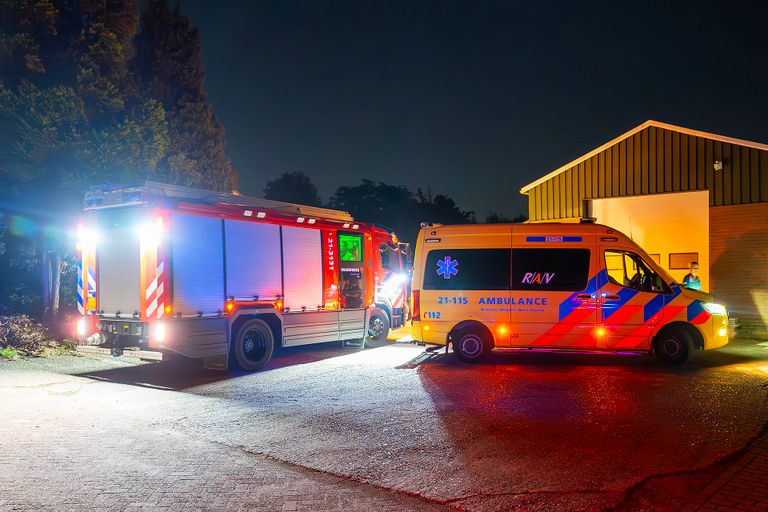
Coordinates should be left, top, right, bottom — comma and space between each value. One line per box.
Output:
242, 328, 267, 362
460, 334, 483, 358
368, 317, 384, 339
661, 336, 682, 358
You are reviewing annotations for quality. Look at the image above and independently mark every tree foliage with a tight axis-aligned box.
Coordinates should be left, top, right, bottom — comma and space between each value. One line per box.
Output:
0, 0, 235, 316
0, 0, 235, 197
485, 211, 528, 223
263, 172, 322, 206
330, 180, 474, 245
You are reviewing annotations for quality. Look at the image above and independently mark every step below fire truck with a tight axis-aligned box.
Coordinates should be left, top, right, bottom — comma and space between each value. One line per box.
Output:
75, 181, 411, 370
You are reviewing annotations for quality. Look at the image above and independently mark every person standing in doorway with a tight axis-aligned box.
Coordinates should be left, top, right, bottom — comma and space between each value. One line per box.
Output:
683, 261, 702, 290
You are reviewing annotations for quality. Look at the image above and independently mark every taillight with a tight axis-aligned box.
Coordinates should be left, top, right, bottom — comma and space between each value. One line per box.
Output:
76, 317, 87, 337
411, 290, 420, 321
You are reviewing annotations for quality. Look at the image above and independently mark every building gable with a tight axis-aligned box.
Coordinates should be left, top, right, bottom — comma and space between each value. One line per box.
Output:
522, 121, 768, 221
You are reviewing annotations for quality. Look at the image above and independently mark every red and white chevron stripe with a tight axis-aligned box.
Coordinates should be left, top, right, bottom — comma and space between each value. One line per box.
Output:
145, 261, 165, 319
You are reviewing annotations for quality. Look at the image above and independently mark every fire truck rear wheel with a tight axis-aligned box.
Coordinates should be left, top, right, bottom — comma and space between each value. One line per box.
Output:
231, 318, 275, 371
365, 308, 390, 348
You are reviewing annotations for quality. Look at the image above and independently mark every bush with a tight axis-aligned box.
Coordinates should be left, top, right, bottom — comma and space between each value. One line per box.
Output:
0, 314, 75, 357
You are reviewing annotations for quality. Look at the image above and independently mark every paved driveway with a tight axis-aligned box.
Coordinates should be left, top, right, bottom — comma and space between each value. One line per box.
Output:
2, 337, 767, 511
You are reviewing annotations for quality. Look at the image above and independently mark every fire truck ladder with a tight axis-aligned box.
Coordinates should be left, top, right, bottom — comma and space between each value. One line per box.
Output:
85, 181, 355, 223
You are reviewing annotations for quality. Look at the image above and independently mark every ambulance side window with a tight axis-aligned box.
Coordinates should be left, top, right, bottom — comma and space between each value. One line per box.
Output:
510, 248, 591, 291
604, 250, 670, 294
423, 249, 511, 291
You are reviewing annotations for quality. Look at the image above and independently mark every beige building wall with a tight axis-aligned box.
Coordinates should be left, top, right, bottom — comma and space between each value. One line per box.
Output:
591, 191, 710, 291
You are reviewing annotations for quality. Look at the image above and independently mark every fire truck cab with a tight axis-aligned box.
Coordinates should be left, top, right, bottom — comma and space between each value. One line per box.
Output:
75, 182, 410, 371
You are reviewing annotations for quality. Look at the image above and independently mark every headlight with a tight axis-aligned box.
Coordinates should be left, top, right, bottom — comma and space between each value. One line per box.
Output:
702, 302, 726, 315
381, 273, 408, 294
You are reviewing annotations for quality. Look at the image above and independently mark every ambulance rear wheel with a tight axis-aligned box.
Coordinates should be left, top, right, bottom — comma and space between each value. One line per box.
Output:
452, 327, 490, 363
365, 308, 390, 348
231, 318, 274, 371
654, 328, 691, 366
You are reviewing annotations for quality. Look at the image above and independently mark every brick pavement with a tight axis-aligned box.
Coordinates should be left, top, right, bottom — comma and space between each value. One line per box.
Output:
683, 427, 768, 512
0, 361, 446, 512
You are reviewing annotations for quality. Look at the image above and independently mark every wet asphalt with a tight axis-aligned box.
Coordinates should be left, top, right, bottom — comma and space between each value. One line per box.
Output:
2, 332, 768, 511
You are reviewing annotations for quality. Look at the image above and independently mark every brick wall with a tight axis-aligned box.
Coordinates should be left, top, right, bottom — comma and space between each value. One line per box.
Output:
710, 203, 768, 324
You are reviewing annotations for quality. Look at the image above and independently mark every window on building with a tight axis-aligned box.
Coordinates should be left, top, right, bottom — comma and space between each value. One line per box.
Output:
423, 249, 510, 291
511, 249, 591, 291
605, 250, 670, 294
649, 253, 661, 265
669, 252, 698, 270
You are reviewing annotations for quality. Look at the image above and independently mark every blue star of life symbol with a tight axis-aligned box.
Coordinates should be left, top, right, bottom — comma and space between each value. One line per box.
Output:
436, 256, 459, 279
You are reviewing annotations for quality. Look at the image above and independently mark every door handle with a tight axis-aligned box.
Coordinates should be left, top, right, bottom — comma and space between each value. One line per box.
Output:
604, 294, 621, 300
576, 294, 592, 300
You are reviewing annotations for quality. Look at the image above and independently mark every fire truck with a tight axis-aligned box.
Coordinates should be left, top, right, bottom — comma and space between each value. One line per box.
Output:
75, 182, 411, 371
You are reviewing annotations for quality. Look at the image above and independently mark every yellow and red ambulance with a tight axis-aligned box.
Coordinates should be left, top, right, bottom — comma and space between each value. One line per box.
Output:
410, 222, 728, 364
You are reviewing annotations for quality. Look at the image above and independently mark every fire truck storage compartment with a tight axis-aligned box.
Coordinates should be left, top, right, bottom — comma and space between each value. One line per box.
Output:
171, 213, 225, 316
97, 225, 141, 316
224, 220, 282, 299
281, 226, 323, 312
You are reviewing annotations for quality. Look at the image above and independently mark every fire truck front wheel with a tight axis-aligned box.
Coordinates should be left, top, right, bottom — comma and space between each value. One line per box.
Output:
365, 308, 390, 348
231, 318, 275, 371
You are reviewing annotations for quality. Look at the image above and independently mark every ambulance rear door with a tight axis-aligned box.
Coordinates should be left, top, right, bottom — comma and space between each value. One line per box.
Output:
420, 226, 512, 347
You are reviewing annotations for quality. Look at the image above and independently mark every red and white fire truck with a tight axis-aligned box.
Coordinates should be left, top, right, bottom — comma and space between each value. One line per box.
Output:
75, 182, 410, 370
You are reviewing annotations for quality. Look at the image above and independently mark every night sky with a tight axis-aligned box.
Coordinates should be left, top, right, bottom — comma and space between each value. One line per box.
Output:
180, 1, 768, 219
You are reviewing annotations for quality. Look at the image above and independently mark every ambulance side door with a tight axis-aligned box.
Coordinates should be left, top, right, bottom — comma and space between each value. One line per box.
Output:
508, 245, 598, 348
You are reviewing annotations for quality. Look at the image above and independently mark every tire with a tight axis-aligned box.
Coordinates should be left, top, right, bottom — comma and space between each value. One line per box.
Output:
231, 318, 275, 371
654, 328, 692, 366
364, 309, 390, 348
452, 326, 491, 363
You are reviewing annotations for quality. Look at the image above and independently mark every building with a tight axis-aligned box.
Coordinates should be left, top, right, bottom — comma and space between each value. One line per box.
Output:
520, 120, 768, 330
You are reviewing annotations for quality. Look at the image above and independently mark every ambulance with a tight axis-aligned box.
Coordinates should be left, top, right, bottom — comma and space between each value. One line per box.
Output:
410, 221, 728, 365
75, 181, 410, 371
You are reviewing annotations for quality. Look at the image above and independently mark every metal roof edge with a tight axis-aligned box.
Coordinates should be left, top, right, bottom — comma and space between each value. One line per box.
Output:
519, 120, 768, 195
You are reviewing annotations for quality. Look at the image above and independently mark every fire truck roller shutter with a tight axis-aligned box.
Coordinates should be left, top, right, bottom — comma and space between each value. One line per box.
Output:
97, 226, 140, 316
171, 214, 225, 315
224, 220, 282, 299
282, 226, 323, 312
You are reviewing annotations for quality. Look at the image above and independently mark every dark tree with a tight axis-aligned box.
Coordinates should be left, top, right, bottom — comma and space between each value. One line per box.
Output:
264, 172, 322, 206
0, 0, 236, 317
485, 211, 528, 223
330, 180, 473, 245
136, 0, 236, 191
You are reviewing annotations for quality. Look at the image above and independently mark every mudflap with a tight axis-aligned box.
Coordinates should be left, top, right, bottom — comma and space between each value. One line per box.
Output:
343, 338, 365, 348
203, 354, 228, 371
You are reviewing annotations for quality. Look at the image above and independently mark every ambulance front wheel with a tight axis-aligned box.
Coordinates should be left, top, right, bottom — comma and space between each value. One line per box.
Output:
365, 308, 390, 348
231, 318, 275, 371
451, 326, 491, 363
653, 327, 692, 366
